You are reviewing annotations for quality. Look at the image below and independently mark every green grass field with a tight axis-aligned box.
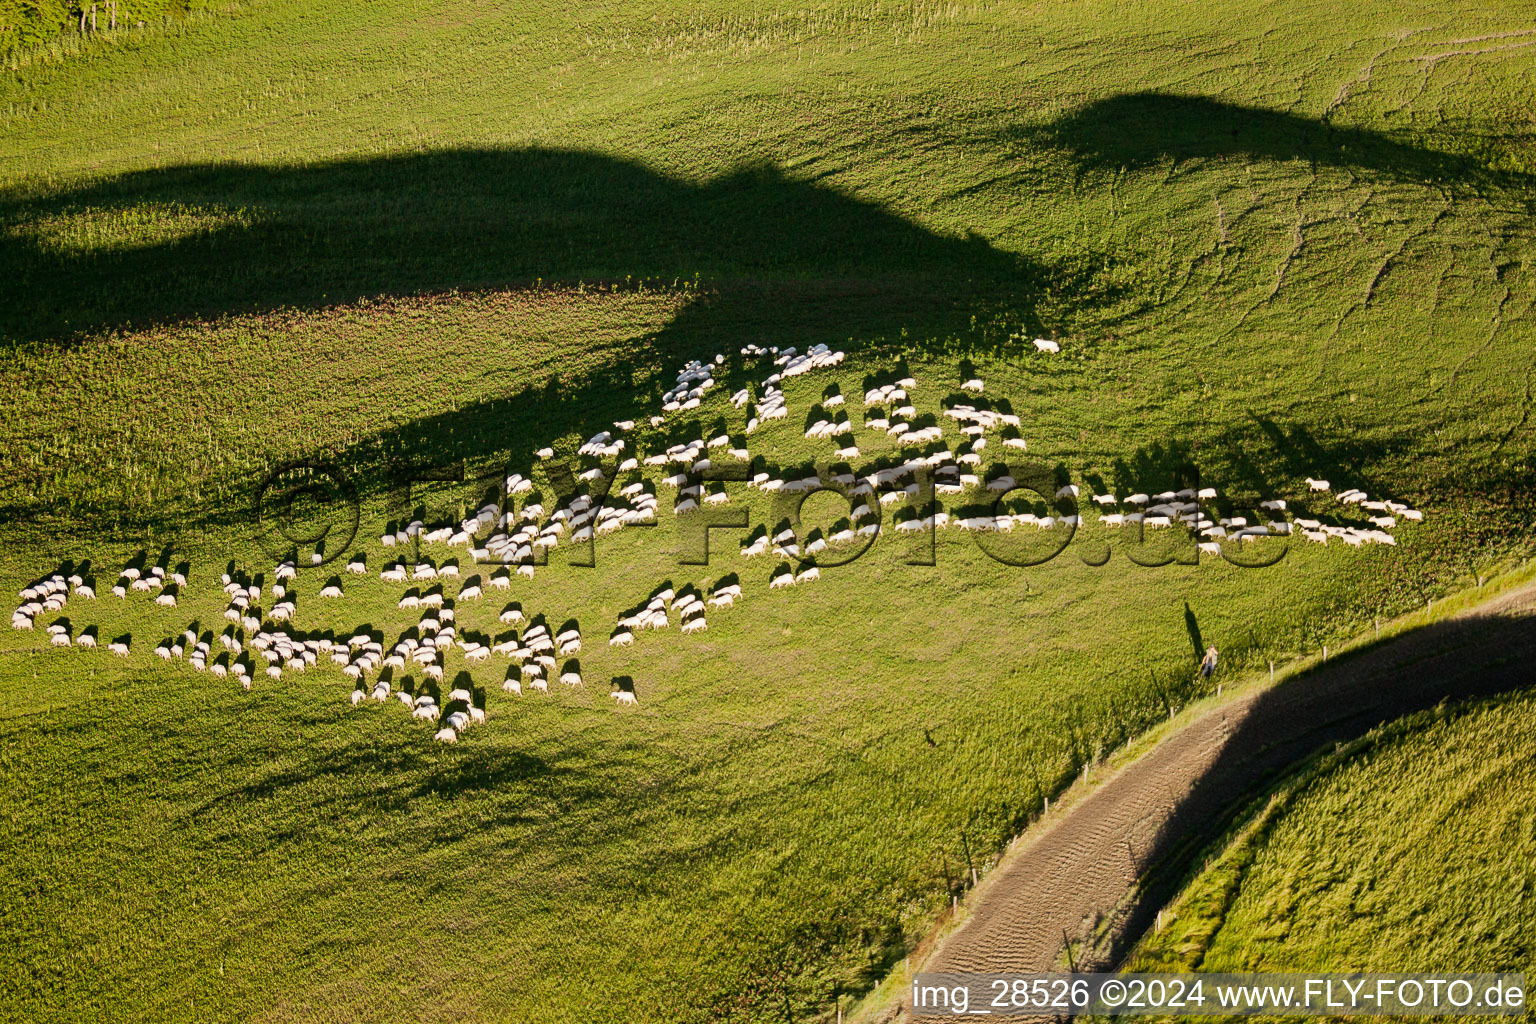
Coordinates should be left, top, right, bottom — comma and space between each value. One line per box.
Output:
3, 1, 1535, 1020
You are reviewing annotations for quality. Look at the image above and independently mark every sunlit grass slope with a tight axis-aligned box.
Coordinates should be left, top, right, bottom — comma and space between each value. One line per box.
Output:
1, 0, 1535, 1020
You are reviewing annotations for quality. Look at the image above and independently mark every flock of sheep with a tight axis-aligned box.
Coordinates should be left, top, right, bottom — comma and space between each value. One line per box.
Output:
10, 336, 1426, 742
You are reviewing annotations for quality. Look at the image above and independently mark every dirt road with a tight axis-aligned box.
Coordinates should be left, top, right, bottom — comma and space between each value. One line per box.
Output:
897, 581, 1536, 1014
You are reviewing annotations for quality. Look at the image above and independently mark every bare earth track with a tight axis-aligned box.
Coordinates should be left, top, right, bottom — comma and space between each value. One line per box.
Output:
895, 581, 1536, 1018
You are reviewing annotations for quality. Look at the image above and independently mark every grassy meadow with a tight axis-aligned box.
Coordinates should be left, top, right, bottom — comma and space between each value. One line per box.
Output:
2, 0, 1535, 1020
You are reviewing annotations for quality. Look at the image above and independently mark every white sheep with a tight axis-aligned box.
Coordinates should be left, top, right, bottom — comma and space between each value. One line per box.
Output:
1032, 337, 1061, 354
1305, 477, 1330, 491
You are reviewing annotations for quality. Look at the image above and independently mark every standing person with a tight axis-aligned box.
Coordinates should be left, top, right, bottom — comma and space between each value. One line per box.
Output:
1200, 645, 1219, 678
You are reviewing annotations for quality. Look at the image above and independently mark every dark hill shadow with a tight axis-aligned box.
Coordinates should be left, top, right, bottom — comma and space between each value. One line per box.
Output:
0, 148, 1092, 349
1020, 92, 1534, 188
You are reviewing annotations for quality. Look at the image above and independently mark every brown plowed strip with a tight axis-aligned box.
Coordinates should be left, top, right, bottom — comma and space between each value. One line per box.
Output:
900, 581, 1536, 1017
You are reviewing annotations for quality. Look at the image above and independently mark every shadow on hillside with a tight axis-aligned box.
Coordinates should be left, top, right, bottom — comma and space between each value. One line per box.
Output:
1109, 596, 1536, 967
0, 148, 1096, 350
0, 148, 1134, 531
1017, 92, 1535, 187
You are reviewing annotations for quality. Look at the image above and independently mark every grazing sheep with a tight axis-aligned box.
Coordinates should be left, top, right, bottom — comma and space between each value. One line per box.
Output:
612, 688, 638, 706
1305, 477, 1330, 491
961, 379, 984, 393
1032, 337, 1060, 353
433, 727, 458, 743
319, 584, 344, 598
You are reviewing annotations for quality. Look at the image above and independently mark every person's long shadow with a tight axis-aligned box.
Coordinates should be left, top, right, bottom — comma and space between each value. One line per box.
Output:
0, 148, 1097, 350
